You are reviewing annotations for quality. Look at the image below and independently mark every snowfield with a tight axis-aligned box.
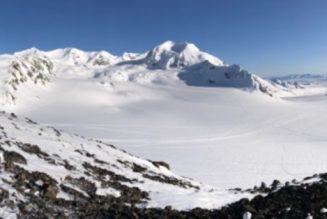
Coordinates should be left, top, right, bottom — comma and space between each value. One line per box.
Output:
11, 84, 327, 189
1, 41, 327, 211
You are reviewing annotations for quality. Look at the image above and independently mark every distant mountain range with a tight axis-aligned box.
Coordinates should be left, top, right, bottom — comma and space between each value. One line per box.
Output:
3, 41, 324, 106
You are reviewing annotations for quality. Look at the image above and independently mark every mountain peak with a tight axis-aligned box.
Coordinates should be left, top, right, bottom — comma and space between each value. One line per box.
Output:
14, 47, 44, 57
145, 41, 224, 69
153, 41, 200, 53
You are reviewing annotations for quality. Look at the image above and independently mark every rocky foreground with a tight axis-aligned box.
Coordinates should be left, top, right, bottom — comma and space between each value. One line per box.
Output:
2, 161, 327, 218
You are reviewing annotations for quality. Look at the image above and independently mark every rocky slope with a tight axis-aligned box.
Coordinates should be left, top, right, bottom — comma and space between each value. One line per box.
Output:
0, 111, 252, 218
1, 49, 54, 104
108, 174, 327, 219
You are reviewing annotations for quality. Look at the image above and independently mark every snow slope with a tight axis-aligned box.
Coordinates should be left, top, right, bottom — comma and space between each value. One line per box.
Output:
0, 111, 251, 216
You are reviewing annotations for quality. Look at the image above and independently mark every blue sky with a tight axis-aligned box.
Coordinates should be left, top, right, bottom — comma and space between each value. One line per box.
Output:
0, 0, 327, 76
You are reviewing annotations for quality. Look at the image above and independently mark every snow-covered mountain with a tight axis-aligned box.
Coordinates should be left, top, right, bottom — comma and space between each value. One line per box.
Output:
0, 41, 305, 106
270, 73, 327, 83
179, 62, 279, 95
1, 49, 54, 104
268, 74, 327, 97
143, 40, 224, 68
269, 74, 327, 88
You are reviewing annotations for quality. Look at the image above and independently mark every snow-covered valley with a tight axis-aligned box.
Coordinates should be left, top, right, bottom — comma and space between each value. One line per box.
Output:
1, 41, 327, 217
10, 82, 327, 189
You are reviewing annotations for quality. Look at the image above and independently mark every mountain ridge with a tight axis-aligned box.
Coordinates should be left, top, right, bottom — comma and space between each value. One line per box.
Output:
1, 41, 326, 106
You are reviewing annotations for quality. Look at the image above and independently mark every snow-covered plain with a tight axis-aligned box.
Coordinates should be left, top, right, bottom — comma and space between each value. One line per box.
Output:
1, 41, 327, 193
12, 83, 327, 190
